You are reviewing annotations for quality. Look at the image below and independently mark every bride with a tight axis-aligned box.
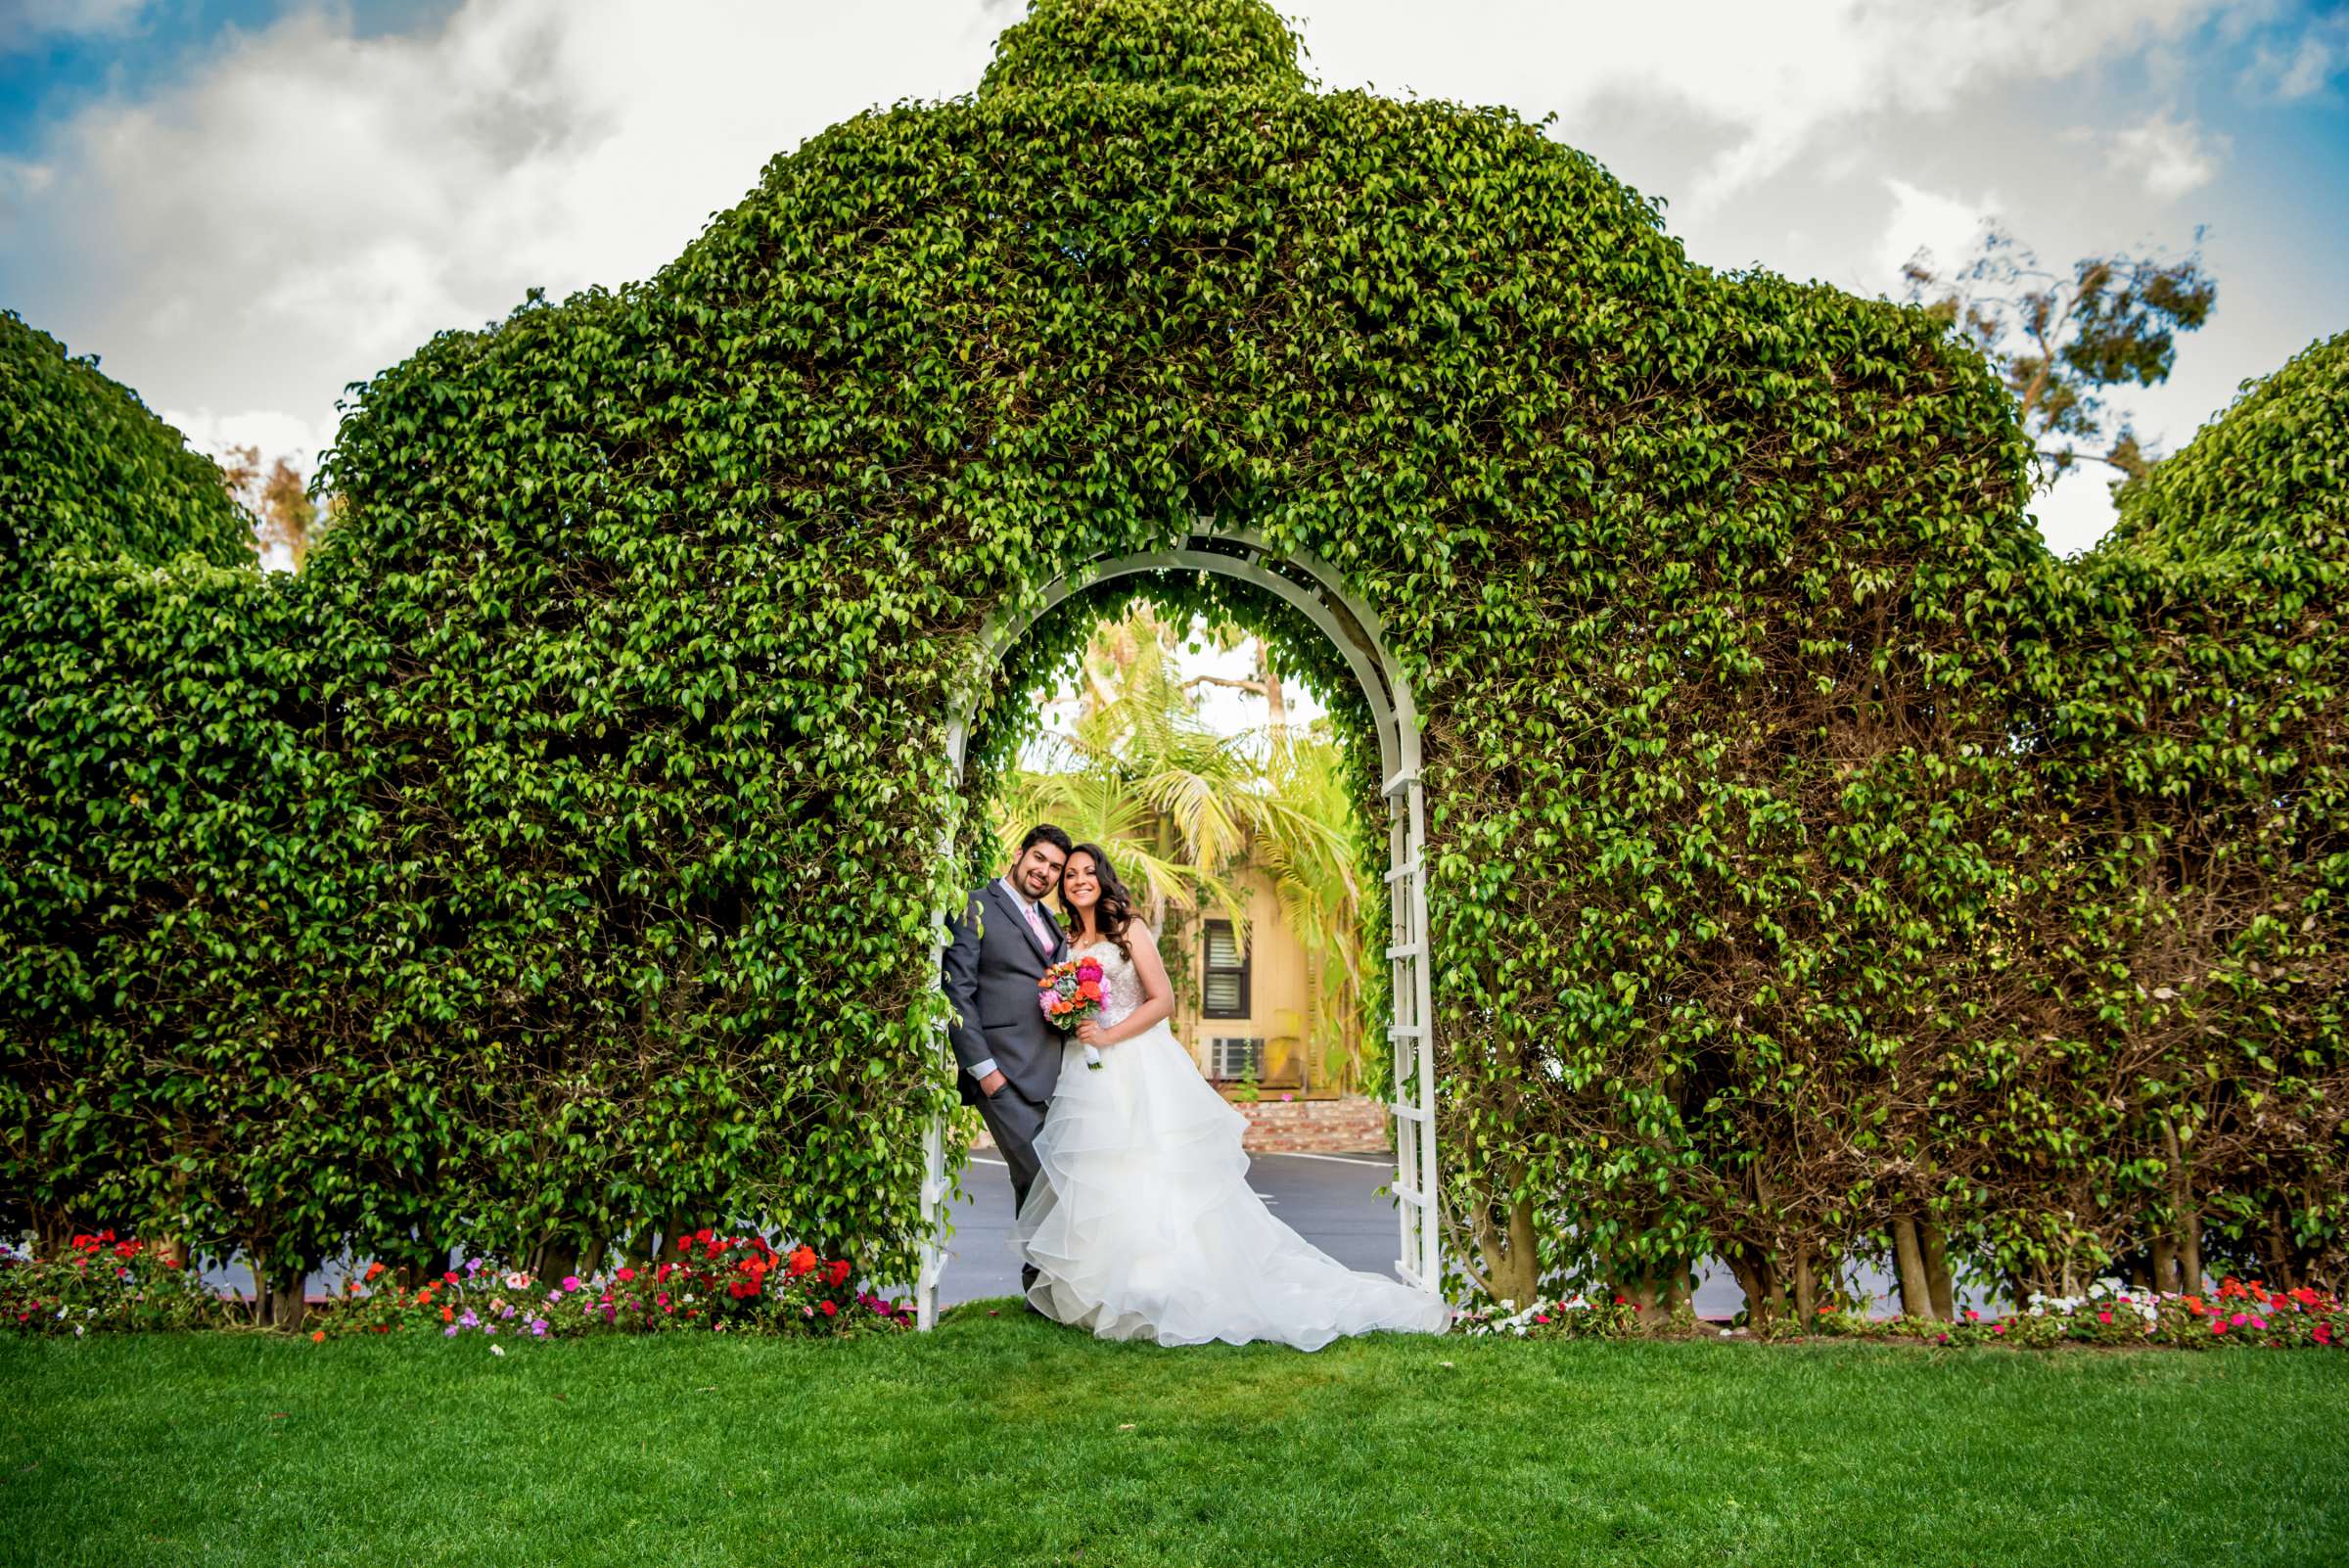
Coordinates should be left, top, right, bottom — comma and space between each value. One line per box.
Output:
1016, 842, 1452, 1349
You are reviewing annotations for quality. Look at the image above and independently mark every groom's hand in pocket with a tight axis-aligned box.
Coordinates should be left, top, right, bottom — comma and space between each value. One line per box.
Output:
979, 1069, 1008, 1098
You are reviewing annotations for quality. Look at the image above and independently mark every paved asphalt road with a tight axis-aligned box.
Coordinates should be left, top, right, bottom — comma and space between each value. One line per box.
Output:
937, 1149, 1428, 1306
940, 1150, 1772, 1315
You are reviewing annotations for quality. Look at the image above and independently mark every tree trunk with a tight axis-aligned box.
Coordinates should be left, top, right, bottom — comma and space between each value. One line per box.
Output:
270, 1273, 307, 1334
1920, 1222, 1956, 1321
1792, 1240, 1817, 1327
2151, 1233, 2179, 1294
1471, 1192, 1541, 1309
2164, 1120, 2200, 1293
1892, 1218, 1935, 1319
245, 1238, 273, 1327
1729, 1257, 1771, 1330
2264, 1216, 2295, 1291
533, 1234, 580, 1285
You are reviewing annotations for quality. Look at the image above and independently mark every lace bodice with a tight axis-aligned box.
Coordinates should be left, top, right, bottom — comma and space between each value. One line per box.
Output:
1071, 939, 1145, 1030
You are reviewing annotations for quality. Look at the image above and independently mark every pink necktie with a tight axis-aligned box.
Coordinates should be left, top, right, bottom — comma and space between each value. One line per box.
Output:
1021, 898, 1052, 951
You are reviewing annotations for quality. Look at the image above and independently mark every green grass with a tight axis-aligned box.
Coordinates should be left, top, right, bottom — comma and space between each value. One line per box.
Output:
3, 1300, 2343, 1567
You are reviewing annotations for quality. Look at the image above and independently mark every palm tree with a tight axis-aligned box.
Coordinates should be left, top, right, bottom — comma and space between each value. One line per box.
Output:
994, 603, 1382, 1090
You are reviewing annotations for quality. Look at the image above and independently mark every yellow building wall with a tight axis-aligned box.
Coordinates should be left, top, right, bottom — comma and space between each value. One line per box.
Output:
1172, 865, 1316, 1087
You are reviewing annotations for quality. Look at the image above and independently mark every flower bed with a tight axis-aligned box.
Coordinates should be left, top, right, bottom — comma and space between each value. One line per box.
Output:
1454, 1276, 2346, 1351
1, 1233, 235, 1335
1, 1229, 914, 1342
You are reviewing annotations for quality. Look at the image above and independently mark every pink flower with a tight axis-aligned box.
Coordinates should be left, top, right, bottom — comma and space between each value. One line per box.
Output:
561, 1275, 580, 1292
1992, 1323, 2005, 1336
2212, 1319, 2230, 1335
2230, 1313, 2249, 1327
2097, 1311, 2112, 1324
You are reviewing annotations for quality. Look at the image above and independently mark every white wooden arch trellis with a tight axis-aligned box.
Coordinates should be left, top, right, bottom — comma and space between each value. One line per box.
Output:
914, 528, 1440, 1329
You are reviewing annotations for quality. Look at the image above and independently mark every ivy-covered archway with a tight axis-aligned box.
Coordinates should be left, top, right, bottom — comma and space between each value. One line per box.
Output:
16, 0, 2336, 1317
916, 530, 1440, 1324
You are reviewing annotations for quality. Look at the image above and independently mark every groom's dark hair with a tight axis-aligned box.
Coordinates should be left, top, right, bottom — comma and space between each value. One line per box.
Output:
1017, 823, 1074, 857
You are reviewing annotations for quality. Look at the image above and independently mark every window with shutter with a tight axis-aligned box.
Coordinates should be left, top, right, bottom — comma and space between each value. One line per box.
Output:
1202, 918, 1250, 1019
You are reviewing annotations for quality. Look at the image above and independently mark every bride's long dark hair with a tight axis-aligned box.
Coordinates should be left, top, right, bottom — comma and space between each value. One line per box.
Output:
1061, 842, 1137, 961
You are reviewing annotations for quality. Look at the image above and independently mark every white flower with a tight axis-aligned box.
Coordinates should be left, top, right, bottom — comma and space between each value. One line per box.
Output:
504, 1271, 530, 1290
489, 1344, 505, 1357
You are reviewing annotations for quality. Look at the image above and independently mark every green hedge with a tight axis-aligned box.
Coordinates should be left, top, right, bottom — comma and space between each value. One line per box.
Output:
1, 310, 252, 571
2, 0, 2342, 1316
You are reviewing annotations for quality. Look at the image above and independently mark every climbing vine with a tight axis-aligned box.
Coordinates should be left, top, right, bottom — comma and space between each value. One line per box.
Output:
3, 1, 2341, 1315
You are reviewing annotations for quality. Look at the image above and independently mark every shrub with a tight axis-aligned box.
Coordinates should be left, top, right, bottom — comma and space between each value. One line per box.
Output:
0, 2, 2339, 1324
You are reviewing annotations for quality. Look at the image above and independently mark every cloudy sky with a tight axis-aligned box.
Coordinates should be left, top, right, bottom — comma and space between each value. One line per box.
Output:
3, 0, 2345, 555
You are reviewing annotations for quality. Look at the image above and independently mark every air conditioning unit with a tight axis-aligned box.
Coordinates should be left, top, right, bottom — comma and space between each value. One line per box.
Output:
1210, 1037, 1266, 1080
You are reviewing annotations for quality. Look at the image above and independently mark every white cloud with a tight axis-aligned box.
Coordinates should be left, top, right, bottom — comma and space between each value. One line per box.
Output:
5, 0, 1000, 450
2108, 112, 2227, 199
0, 0, 2313, 484
2030, 464, 2125, 557
1297, 0, 2225, 217
161, 404, 333, 475
0, 0, 146, 56
1874, 176, 2000, 282
2253, 10, 2349, 100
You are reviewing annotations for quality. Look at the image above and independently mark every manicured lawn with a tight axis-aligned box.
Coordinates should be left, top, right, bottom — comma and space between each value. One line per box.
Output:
3, 1301, 2343, 1567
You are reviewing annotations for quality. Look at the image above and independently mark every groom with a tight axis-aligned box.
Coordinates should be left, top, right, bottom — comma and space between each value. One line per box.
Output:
941, 823, 1072, 1291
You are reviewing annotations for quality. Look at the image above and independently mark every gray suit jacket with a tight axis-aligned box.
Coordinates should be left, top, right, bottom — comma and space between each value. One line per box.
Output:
942, 879, 1068, 1107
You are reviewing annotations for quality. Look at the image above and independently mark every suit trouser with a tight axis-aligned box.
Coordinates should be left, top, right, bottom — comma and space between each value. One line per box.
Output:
975, 1081, 1051, 1287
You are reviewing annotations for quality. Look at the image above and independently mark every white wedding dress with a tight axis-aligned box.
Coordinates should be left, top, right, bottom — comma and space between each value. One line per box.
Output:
1016, 938, 1452, 1349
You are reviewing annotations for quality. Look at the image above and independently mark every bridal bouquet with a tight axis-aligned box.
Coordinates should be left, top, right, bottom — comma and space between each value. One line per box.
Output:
1038, 956, 1108, 1070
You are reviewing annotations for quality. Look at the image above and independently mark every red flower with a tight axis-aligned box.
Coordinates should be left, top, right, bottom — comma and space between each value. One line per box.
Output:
616, 1268, 637, 1283
98, 1229, 115, 1242
364, 1261, 386, 1281
819, 1300, 838, 1317
787, 1246, 818, 1278
440, 1305, 454, 1322
656, 1263, 673, 1284
828, 1259, 852, 1288
443, 1271, 460, 1285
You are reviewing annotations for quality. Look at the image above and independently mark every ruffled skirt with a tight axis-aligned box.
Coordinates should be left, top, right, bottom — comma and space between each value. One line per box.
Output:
1015, 1021, 1451, 1350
